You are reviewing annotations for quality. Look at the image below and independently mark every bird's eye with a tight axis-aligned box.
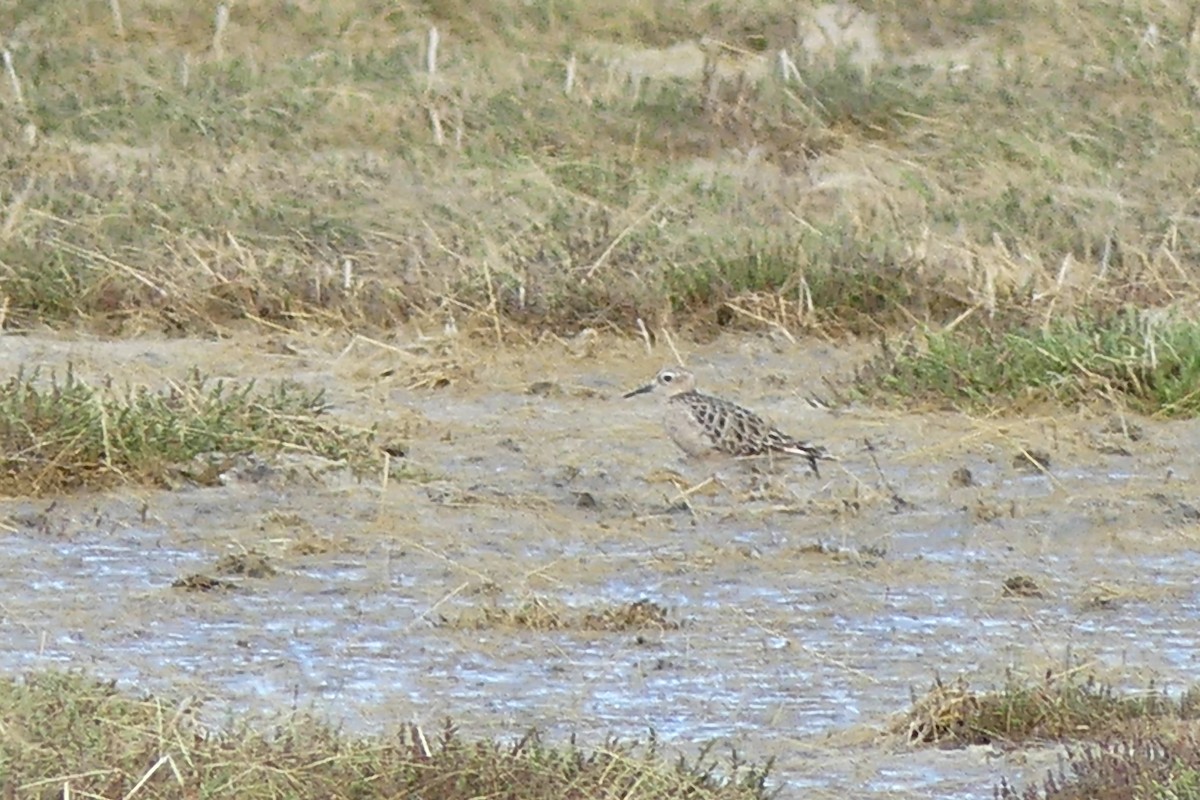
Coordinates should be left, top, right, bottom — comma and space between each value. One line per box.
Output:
661, 373, 673, 383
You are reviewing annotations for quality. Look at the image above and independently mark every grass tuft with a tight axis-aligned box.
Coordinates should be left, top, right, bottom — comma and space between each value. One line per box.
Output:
902, 671, 1200, 747
854, 311, 1200, 416
0, 671, 774, 800
0, 366, 380, 494
997, 729, 1200, 799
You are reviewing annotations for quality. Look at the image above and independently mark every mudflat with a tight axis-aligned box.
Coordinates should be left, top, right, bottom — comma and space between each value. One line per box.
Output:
2, 330, 1195, 798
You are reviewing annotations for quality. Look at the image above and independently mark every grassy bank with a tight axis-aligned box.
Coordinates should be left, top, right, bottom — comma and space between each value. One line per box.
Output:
853, 310, 1200, 416
2, 1, 1199, 338
0, 671, 773, 800
0, 367, 381, 494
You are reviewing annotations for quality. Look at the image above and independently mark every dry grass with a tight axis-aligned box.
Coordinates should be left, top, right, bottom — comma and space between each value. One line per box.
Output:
442, 597, 679, 632
907, 675, 1200, 797
0, 366, 382, 494
3, 1, 1200, 340
998, 727, 1200, 799
0, 671, 775, 800
901, 671, 1200, 747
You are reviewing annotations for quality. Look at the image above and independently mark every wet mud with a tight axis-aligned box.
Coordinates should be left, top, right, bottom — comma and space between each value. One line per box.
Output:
2, 329, 1199, 798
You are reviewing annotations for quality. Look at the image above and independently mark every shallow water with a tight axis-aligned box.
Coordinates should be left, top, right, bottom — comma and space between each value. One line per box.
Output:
2, 332, 1199, 798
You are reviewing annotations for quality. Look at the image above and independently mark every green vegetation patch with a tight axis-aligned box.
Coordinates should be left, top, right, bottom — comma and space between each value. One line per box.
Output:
0, 671, 773, 800
854, 311, 1200, 416
0, 366, 379, 495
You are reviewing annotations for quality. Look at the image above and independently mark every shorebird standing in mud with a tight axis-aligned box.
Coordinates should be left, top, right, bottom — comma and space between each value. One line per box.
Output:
623, 366, 829, 477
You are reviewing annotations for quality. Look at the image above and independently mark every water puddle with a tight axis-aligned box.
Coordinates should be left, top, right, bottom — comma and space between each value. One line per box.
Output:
2, 336, 1199, 798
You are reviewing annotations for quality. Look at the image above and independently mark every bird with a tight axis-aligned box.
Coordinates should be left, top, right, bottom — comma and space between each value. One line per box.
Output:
623, 366, 828, 476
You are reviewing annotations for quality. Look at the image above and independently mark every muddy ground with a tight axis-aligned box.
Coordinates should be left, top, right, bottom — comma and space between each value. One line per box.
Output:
1, 328, 1198, 799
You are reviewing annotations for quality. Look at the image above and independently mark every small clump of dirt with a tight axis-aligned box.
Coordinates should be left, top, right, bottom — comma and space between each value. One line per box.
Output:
1089, 438, 1133, 456
1002, 575, 1045, 598
1012, 449, 1052, 472
464, 580, 503, 597
176, 453, 281, 488
968, 498, 1016, 522
1150, 493, 1200, 524
1080, 583, 1125, 611
289, 536, 336, 556
1101, 415, 1144, 441
793, 541, 885, 567
446, 597, 568, 631
443, 598, 678, 632
1088, 416, 1143, 455
572, 491, 598, 509
171, 574, 237, 592
256, 514, 339, 556
214, 551, 276, 578
1172, 501, 1200, 522
948, 466, 976, 487
375, 354, 472, 391
381, 442, 408, 457
257, 511, 316, 536
582, 599, 677, 632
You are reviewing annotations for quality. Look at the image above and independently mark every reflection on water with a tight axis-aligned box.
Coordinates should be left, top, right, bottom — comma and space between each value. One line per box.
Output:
1, 494, 1198, 800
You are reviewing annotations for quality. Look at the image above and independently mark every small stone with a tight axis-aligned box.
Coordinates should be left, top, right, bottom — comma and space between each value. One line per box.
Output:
949, 467, 976, 487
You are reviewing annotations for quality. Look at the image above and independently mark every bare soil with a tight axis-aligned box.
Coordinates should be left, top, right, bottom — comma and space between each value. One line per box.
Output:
2, 328, 1198, 799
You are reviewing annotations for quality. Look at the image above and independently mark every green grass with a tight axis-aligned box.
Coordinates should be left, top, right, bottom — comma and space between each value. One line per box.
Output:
0, 366, 381, 494
4, 1, 1200, 336
855, 311, 1200, 416
0, 671, 774, 800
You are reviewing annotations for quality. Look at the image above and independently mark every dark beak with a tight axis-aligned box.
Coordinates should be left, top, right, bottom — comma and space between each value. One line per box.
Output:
623, 383, 654, 399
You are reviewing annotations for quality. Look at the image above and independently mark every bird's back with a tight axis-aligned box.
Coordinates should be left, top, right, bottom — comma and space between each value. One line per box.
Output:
670, 390, 826, 473
670, 391, 773, 456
